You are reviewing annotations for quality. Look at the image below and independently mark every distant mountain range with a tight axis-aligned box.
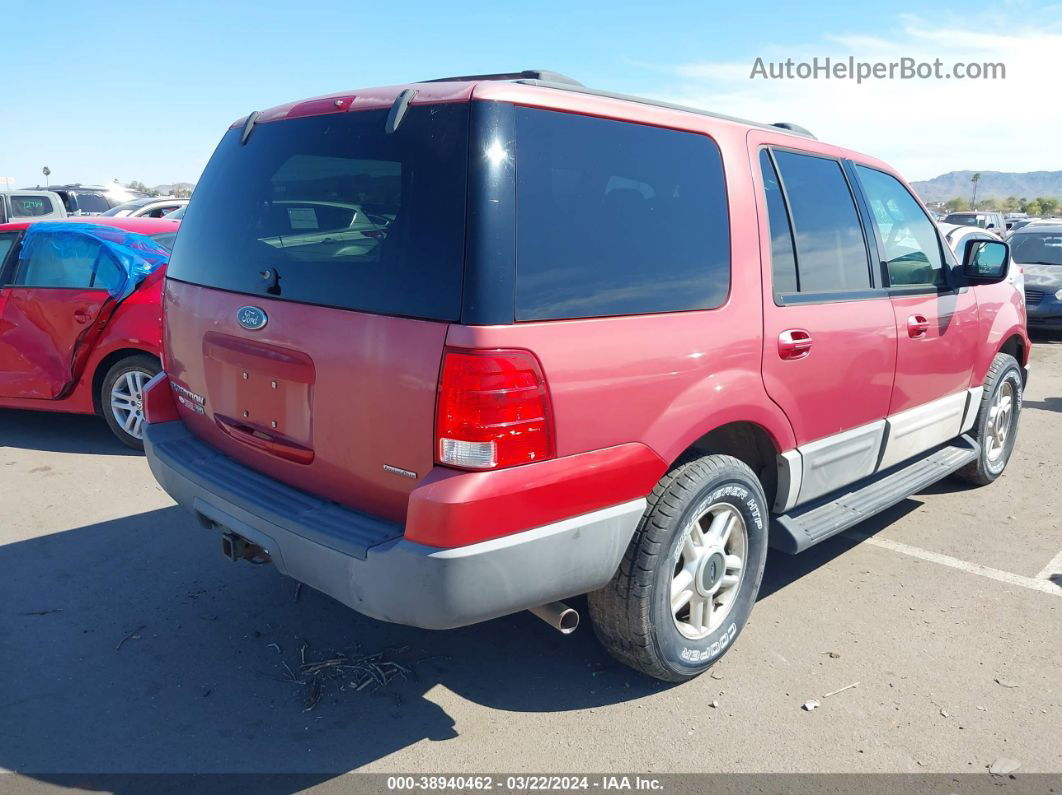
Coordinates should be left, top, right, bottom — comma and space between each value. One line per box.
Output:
911, 171, 1062, 203
150, 182, 195, 195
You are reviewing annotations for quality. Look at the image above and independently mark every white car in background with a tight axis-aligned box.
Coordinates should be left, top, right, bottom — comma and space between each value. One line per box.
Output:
102, 197, 189, 219
939, 222, 1024, 294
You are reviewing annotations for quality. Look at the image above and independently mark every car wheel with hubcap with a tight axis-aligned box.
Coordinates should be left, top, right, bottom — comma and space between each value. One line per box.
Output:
588, 454, 768, 682
100, 354, 161, 450
955, 351, 1023, 486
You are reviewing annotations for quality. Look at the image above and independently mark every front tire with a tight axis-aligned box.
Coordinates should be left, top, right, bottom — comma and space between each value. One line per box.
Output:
955, 352, 1023, 486
100, 354, 161, 450
588, 455, 769, 682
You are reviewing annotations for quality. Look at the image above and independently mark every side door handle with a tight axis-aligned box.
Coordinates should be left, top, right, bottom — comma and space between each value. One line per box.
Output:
778, 329, 813, 360
73, 309, 92, 325
907, 314, 929, 338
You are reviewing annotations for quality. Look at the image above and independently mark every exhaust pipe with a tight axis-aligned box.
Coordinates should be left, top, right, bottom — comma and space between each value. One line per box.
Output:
529, 601, 580, 634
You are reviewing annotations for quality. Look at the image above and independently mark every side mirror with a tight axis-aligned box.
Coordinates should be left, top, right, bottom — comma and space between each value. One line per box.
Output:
962, 239, 1009, 284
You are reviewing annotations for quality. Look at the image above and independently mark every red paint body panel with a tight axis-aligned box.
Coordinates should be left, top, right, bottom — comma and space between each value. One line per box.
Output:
163, 280, 448, 523
0, 286, 110, 398
886, 291, 979, 413
0, 217, 169, 415
405, 443, 666, 547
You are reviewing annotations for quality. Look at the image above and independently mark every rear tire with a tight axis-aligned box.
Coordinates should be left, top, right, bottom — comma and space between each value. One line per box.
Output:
588, 455, 768, 682
954, 352, 1023, 486
100, 354, 161, 450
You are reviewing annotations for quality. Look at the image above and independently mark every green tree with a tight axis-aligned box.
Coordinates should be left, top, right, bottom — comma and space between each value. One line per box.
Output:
1037, 197, 1059, 216
1025, 199, 1043, 217
945, 197, 970, 212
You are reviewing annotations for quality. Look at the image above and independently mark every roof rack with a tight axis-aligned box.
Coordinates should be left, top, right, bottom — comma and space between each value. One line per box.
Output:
514, 79, 817, 140
771, 122, 816, 139
420, 70, 584, 86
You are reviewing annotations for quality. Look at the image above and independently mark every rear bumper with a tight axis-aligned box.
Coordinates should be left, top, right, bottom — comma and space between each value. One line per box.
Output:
144, 421, 645, 629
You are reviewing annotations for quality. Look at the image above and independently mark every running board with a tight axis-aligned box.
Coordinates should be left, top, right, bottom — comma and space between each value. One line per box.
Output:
771, 435, 980, 554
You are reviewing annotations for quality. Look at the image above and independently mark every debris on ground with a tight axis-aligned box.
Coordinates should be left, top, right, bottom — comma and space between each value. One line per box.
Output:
825, 651, 841, 659
989, 758, 1021, 777
115, 624, 145, 652
994, 678, 1020, 688
710, 671, 724, 680
292, 645, 412, 712
802, 699, 820, 711
709, 700, 719, 708
824, 682, 859, 698
267, 642, 282, 654
18, 608, 63, 616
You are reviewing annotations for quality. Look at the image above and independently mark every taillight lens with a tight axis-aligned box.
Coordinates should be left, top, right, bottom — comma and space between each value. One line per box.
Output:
436, 349, 555, 470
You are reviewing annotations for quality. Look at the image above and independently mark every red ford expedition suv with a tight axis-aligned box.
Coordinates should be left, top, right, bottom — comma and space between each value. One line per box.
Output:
143, 71, 1029, 681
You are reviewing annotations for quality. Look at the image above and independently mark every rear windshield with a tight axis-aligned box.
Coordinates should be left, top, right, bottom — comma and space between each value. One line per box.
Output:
10, 195, 56, 217
166, 104, 469, 321
73, 193, 111, 214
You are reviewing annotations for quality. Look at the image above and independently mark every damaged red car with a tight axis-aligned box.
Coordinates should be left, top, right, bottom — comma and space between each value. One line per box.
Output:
0, 217, 176, 448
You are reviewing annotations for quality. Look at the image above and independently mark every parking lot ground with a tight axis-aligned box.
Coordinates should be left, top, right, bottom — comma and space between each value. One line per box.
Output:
1, 337, 1060, 784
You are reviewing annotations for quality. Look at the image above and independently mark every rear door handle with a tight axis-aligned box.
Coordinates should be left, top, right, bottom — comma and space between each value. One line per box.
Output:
778, 329, 813, 360
907, 314, 929, 338
73, 309, 92, 325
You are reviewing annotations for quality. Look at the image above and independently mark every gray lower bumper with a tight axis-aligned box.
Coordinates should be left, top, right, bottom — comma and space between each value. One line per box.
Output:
144, 422, 645, 629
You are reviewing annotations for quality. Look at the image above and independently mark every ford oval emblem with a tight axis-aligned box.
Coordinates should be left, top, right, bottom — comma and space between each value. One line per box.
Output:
236, 306, 268, 331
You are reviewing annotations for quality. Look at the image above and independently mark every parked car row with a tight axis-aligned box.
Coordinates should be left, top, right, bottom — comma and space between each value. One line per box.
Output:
2, 70, 1036, 682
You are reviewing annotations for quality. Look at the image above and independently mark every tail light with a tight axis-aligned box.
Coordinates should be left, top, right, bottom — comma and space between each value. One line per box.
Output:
435, 348, 555, 470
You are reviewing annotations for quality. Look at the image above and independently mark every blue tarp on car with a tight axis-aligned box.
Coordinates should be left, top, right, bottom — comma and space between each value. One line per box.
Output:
17, 222, 170, 301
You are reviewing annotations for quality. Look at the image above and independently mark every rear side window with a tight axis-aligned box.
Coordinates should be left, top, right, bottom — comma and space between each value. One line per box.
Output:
759, 150, 798, 294
0, 232, 16, 276
10, 195, 55, 217
167, 104, 469, 321
14, 233, 123, 291
514, 108, 730, 321
771, 150, 871, 292
855, 165, 945, 287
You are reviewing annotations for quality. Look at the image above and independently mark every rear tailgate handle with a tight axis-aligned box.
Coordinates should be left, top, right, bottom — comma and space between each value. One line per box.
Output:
778, 329, 813, 360
215, 414, 314, 464
907, 314, 929, 338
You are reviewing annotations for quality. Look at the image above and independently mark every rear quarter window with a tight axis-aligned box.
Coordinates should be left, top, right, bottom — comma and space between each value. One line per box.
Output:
513, 108, 731, 321
10, 195, 55, 216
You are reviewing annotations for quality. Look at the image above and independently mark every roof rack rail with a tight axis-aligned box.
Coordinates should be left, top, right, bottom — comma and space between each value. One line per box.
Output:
771, 122, 816, 139
513, 79, 818, 140
420, 70, 584, 87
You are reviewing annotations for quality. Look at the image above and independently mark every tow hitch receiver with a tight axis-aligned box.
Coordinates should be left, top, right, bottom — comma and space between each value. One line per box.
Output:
221, 532, 271, 564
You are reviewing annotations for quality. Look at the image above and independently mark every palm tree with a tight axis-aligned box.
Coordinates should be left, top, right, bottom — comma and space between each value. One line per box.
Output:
970, 173, 982, 208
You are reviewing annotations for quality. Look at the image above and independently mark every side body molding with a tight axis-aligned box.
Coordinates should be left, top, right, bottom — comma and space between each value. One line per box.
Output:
775, 387, 985, 514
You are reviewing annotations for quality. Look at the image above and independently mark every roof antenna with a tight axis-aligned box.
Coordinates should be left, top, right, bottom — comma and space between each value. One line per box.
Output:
240, 111, 261, 145
385, 89, 417, 134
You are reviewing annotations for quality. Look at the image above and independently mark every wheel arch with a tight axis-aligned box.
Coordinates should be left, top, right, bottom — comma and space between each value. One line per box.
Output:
672, 421, 782, 510
91, 348, 161, 415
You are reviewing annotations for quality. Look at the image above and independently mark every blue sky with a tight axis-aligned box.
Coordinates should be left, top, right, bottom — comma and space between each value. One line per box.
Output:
4, 0, 1060, 188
